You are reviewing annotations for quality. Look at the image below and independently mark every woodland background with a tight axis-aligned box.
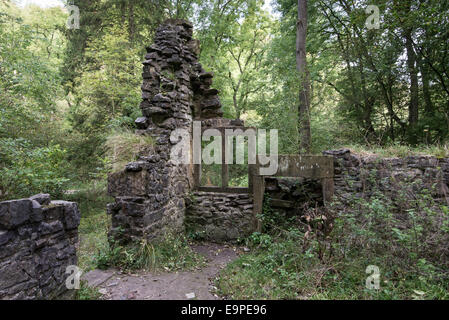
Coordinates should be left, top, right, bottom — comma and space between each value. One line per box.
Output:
1, 0, 448, 199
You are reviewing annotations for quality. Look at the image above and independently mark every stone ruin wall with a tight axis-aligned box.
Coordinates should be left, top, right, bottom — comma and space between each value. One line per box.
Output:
107, 19, 239, 244
266, 149, 449, 217
324, 149, 449, 202
185, 192, 255, 242
0, 194, 80, 300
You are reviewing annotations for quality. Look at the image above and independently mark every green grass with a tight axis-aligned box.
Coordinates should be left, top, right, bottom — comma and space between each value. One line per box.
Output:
63, 179, 112, 217
217, 229, 449, 300
95, 232, 207, 273
63, 180, 112, 272
105, 129, 154, 173
78, 210, 110, 272
341, 143, 449, 158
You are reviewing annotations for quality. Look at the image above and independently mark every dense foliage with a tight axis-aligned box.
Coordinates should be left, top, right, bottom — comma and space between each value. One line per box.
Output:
0, 3, 69, 198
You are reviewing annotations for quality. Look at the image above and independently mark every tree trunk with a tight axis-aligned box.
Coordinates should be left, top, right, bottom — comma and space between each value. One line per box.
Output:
233, 90, 240, 119
397, 0, 419, 144
405, 30, 419, 144
421, 62, 433, 113
296, 0, 311, 153
128, 2, 135, 44
357, 53, 376, 140
419, 0, 433, 115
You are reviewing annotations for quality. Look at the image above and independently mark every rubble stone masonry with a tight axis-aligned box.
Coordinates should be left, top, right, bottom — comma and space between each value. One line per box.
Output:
0, 194, 80, 300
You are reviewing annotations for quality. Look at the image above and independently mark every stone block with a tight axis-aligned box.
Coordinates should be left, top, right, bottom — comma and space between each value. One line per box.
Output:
30, 194, 51, 206
0, 199, 31, 229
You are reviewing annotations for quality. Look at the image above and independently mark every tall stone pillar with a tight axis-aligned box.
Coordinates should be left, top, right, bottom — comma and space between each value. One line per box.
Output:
107, 19, 224, 243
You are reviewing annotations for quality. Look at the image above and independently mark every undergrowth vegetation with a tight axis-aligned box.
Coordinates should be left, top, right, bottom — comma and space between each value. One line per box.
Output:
95, 232, 206, 273
76, 281, 102, 300
104, 129, 154, 173
71, 180, 205, 274
217, 179, 449, 300
342, 143, 449, 159
64, 181, 111, 272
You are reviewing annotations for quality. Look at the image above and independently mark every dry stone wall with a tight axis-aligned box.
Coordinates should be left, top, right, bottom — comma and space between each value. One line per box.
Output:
0, 194, 80, 300
265, 149, 449, 216
263, 177, 324, 218
185, 192, 255, 242
323, 149, 449, 202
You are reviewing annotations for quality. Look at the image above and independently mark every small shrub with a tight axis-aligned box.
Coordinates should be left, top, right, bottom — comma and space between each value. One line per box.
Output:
95, 232, 206, 272
186, 229, 207, 241
104, 129, 153, 172
76, 281, 102, 300
0, 138, 70, 200
258, 195, 294, 233
246, 232, 273, 249
217, 178, 449, 300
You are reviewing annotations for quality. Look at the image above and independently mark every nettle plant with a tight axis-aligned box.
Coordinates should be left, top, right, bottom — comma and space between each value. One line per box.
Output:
333, 173, 449, 279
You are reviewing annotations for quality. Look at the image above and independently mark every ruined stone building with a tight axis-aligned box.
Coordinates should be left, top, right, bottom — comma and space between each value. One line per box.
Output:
106, 19, 449, 245
107, 19, 257, 243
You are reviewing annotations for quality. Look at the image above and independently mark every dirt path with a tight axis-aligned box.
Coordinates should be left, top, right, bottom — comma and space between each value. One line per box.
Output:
82, 243, 241, 300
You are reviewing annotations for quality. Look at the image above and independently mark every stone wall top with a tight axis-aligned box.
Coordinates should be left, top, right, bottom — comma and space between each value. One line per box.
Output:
0, 194, 80, 300
323, 148, 449, 201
